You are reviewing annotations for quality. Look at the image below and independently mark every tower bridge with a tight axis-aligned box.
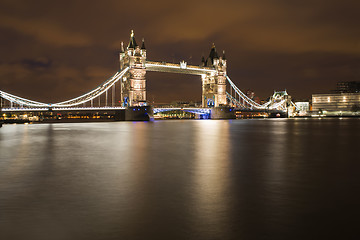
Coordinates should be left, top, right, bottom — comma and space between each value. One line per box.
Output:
0, 30, 296, 121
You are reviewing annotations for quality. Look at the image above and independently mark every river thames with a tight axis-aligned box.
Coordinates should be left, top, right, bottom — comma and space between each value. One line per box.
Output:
0, 118, 359, 240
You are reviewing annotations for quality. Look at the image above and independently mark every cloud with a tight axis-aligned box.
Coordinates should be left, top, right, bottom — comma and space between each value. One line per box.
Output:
0, 15, 92, 47
0, 60, 115, 103
0, 0, 359, 102
21, 57, 52, 69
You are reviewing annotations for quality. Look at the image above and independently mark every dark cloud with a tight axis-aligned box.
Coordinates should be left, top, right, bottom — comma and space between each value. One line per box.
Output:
21, 57, 52, 69
0, 0, 359, 103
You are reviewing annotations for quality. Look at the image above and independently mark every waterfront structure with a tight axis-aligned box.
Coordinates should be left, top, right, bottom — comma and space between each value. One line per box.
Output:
312, 93, 360, 114
0, 30, 295, 120
295, 102, 310, 116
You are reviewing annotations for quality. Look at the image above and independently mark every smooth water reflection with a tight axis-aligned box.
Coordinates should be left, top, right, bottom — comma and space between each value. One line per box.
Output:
0, 119, 359, 240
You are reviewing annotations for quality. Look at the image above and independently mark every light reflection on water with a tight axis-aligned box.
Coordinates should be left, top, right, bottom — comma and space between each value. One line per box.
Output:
0, 119, 359, 240
193, 120, 231, 239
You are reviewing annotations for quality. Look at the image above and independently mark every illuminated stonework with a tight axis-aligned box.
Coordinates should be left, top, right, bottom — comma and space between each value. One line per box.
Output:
201, 45, 227, 107
119, 30, 147, 107
119, 33, 228, 108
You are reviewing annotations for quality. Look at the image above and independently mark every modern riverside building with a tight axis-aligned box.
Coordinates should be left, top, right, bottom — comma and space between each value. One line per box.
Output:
295, 102, 310, 116
312, 93, 360, 115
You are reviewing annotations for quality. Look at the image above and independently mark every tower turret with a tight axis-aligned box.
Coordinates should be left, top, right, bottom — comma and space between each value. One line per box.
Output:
119, 41, 126, 70
201, 55, 206, 67
120, 41, 125, 53
141, 38, 146, 50
141, 38, 146, 58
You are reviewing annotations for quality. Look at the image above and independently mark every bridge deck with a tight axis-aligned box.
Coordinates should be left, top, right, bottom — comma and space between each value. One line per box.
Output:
1, 107, 126, 112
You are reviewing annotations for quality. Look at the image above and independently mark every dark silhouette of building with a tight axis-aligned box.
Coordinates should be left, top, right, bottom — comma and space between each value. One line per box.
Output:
334, 81, 360, 93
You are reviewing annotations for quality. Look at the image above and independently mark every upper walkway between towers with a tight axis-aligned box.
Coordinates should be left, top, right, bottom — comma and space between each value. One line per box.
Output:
145, 61, 216, 75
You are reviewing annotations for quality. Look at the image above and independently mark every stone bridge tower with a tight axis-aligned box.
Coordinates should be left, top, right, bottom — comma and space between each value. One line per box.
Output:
119, 30, 147, 107
201, 44, 227, 108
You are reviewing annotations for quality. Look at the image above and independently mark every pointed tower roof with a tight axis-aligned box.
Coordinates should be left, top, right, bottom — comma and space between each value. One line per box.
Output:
141, 38, 146, 50
207, 43, 219, 65
128, 30, 138, 49
222, 50, 226, 60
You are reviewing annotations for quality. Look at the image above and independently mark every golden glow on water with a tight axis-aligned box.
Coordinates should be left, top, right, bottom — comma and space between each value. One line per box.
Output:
193, 120, 231, 238
3, 124, 31, 176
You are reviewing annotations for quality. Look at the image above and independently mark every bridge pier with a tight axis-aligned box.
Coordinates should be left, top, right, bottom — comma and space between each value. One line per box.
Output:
114, 107, 154, 121
210, 106, 236, 119
124, 106, 153, 121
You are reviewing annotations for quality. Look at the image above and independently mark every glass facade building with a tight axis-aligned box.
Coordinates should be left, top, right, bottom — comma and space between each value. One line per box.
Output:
312, 93, 360, 112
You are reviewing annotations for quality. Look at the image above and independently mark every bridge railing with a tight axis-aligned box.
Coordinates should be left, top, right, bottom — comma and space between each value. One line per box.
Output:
153, 107, 211, 114
0, 90, 49, 108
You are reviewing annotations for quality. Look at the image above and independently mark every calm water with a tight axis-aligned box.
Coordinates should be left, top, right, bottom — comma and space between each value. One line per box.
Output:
0, 119, 359, 240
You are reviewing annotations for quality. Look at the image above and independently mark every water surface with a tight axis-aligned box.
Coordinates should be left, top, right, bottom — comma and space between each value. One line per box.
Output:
0, 119, 359, 240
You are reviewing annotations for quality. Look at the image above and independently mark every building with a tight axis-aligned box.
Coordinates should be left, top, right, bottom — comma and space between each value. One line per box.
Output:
295, 102, 310, 116
334, 81, 360, 93
312, 93, 360, 114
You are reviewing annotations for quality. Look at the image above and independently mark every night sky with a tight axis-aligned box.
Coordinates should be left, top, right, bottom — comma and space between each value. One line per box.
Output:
0, 0, 359, 103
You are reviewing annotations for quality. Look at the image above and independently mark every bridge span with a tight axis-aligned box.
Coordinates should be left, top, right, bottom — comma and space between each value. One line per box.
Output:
1, 30, 297, 122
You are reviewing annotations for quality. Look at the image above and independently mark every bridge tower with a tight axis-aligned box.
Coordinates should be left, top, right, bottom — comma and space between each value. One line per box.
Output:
119, 30, 147, 107
201, 44, 227, 108
269, 90, 294, 116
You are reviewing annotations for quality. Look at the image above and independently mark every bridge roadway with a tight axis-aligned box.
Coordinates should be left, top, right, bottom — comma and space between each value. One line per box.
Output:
1, 106, 280, 114
1, 106, 240, 120
1, 107, 211, 116
1, 106, 290, 122
1, 107, 125, 112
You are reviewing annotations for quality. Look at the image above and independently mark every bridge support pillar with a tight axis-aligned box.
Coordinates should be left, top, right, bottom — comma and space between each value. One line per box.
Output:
210, 106, 235, 119
125, 106, 153, 121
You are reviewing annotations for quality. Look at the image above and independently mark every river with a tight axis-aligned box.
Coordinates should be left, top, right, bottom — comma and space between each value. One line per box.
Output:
0, 118, 359, 240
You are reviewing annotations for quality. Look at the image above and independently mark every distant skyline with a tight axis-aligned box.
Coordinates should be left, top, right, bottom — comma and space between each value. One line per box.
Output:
0, 0, 359, 103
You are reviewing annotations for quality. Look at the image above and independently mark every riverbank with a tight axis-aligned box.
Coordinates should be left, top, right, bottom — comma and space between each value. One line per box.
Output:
1, 115, 359, 126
